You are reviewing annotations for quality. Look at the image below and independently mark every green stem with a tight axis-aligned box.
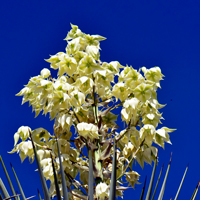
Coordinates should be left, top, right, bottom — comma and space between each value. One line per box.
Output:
94, 142, 103, 184
110, 101, 123, 111
116, 120, 131, 143
117, 140, 144, 180
72, 106, 80, 123
92, 84, 98, 124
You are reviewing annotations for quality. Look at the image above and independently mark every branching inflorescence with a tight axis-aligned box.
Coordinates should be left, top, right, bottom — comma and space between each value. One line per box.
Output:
10, 24, 175, 200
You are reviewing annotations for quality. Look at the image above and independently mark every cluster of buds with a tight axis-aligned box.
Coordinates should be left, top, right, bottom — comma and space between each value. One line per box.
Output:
11, 24, 175, 199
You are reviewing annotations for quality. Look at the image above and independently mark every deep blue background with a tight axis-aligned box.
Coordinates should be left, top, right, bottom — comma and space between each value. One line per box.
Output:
1, 1, 200, 199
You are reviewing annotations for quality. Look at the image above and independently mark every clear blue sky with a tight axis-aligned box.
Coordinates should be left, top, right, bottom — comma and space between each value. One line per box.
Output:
0, 1, 200, 199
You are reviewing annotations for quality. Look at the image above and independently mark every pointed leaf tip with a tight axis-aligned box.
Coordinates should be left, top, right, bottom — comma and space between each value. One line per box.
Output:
51, 153, 61, 200
140, 176, 147, 200
145, 157, 157, 200
169, 152, 173, 165
29, 129, 50, 200
174, 165, 189, 200
56, 138, 69, 200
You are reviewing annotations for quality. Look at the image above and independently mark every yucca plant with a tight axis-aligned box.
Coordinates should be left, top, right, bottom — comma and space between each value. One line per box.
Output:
1, 151, 199, 200
1, 24, 198, 200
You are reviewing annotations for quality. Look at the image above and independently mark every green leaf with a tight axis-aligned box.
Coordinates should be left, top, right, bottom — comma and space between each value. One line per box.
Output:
109, 137, 117, 200
151, 163, 164, 200
0, 156, 17, 200
174, 164, 189, 200
56, 139, 69, 200
140, 176, 147, 200
0, 177, 10, 198
10, 163, 26, 200
51, 154, 61, 200
145, 155, 158, 200
2, 194, 21, 200
37, 189, 42, 200
29, 130, 50, 200
88, 149, 94, 200
190, 180, 200, 200
25, 195, 35, 199
158, 153, 172, 200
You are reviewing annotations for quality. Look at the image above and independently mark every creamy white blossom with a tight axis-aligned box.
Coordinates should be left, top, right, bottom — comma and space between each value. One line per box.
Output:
96, 182, 109, 200
40, 68, 51, 79
12, 24, 175, 199
77, 122, 99, 139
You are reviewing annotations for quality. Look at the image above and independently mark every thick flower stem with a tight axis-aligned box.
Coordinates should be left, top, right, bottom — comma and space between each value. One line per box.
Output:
94, 146, 103, 184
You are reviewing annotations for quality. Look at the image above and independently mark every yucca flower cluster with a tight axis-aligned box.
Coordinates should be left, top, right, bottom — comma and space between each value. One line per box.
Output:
10, 24, 175, 200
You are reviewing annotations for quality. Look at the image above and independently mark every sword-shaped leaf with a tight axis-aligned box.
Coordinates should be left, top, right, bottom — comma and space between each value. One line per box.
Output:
51, 154, 61, 200
140, 176, 147, 200
0, 177, 9, 199
151, 163, 164, 200
190, 180, 200, 200
3, 194, 21, 200
174, 164, 189, 200
56, 139, 69, 200
145, 156, 158, 200
88, 149, 94, 200
0, 156, 17, 200
37, 189, 42, 200
109, 137, 116, 200
10, 163, 26, 200
158, 153, 172, 200
26, 195, 35, 199
29, 130, 50, 200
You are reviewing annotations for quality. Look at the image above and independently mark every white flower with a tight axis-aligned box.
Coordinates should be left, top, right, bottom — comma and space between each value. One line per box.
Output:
123, 98, 139, 109
77, 122, 99, 139
73, 76, 94, 95
14, 126, 31, 145
123, 142, 134, 158
40, 68, 51, 79
70, 90, 85, 108
125, 171, 140, 188
121, 98, 140, 124
96, 182, 109, 200
59, 54, 77, 76
20, 141, 33, 155
139, 124, 155, 146
18, 141, 34, 162
86, 45, 100, 60
142, 66, 164, 83
112, 82, 130, 101
55, 113, 72, 131
40, 158, 54, 181
133, 83, 153, 102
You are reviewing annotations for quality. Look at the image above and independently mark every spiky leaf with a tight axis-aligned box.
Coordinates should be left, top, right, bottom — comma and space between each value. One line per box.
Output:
29, 130, 50, 200
109, 138, 117, 200
10, 163, 26, 200
0, 156, 17, 200
174, 164, 189, 200
56, 139, 69, 200
158, 153, 172, 200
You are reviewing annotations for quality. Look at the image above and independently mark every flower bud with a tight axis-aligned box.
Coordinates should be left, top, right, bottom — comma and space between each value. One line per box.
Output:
40, 68, 51, 78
